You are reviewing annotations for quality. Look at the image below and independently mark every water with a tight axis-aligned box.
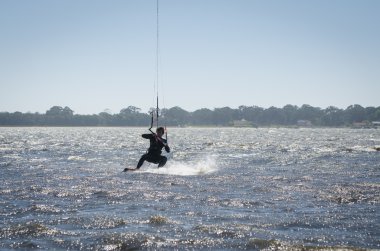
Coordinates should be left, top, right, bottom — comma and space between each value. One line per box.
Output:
0, 127, 379, 250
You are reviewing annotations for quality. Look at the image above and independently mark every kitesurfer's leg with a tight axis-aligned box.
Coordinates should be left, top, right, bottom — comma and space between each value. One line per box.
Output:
123, 154, 147, 172
136, 154, 148, 169
158, 156, 167, 167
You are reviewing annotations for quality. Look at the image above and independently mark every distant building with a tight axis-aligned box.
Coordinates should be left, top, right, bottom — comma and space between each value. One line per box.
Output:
233, 119, 252, 127
297, 120, 312, 127
351, 121, 371, 128
372, 121, 380, 128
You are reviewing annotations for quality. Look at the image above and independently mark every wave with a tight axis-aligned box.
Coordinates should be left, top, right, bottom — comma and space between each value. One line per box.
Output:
143, 156, 218, 176
0, 222, 59, 238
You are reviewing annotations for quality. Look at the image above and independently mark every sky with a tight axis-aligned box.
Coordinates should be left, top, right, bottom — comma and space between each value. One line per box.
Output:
0, 0, 379, 115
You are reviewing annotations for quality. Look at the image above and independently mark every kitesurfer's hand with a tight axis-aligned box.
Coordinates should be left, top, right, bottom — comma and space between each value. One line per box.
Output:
165, 145, 170, 153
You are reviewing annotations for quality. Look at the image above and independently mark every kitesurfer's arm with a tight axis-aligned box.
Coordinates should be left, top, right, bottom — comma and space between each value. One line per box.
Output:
142, 134, 154, 139
162, 138, 170, 152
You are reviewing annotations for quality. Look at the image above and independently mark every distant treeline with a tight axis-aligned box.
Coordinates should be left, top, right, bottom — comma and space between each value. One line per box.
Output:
0, 104, 379, 127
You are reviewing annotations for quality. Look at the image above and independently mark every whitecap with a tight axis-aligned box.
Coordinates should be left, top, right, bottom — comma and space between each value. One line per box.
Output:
67, 156, 86, 161
143, 156, 218, 176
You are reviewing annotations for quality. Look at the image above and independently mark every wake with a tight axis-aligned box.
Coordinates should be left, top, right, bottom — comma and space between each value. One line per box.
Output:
143, 156, 218, 176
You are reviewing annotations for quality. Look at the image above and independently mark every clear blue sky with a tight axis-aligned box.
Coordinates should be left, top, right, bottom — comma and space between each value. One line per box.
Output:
1, 0, 379, 114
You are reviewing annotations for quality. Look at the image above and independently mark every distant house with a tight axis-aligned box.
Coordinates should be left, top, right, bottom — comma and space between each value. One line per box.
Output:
297, 120, 312, 127
372, 121, 380, 128
233, 119, 252, 127
351, 121, 371, 128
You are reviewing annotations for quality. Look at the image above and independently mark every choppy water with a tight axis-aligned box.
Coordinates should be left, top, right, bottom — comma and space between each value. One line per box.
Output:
0, 127, 379, 250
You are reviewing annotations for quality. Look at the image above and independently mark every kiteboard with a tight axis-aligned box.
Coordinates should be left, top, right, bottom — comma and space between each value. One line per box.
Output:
123, 167, 139, 172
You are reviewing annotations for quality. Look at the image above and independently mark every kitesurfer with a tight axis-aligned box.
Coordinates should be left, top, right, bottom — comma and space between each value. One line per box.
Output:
124, 127, 170, 171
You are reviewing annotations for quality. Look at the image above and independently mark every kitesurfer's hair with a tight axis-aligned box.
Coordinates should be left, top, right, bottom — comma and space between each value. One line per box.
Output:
156, 127, 165, 134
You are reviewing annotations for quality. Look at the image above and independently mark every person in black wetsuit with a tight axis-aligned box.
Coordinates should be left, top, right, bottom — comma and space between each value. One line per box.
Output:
124, 127, 170, 171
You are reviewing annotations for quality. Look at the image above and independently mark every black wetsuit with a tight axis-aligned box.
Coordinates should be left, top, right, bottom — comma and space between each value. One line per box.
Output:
136, 133, 170, 169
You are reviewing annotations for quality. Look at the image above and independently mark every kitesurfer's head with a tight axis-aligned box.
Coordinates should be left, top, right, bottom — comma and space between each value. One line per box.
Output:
156, 127, 165, 137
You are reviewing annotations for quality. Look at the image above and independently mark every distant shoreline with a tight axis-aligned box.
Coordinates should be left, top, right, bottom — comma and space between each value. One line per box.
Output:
1, 104, 379, 128
0, 125, 379, 130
